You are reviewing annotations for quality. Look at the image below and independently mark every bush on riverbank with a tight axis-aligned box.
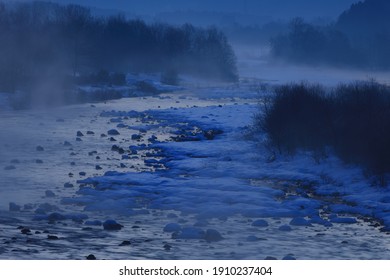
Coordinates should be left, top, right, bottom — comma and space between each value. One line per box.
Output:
256, 80, 390, 185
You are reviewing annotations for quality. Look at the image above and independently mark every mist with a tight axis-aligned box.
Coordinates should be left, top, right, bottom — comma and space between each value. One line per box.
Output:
1, 0, 389, 110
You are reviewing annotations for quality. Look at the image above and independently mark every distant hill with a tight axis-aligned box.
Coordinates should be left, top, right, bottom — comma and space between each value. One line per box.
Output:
269, 0, 390, 69
336, 0, 390, 67
337, 0, 390, 35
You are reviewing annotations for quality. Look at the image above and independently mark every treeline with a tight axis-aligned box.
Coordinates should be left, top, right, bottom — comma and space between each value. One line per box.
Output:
257, 81, 390, 185
0, 1, 238, 93
270, 0, 390, 69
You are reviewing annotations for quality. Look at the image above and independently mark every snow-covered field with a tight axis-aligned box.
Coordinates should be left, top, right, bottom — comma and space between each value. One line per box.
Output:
1, 71, 390, 259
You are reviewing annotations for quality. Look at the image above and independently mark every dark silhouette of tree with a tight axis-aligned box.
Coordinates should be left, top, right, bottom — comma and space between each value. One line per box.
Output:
270, 0, 390, 70
0, 1, 238, 94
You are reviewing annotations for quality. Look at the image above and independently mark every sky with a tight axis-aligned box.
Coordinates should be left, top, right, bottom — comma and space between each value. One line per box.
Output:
9, 0, 359, 22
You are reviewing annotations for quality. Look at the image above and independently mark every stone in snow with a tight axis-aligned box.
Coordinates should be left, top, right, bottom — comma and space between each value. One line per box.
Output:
204, 229, 223, 242
108, 129, 120, 136
131, 134, 142, 140
64, 141, 72, 146
77, 131, 84, 137
9, 202, 21, 212
251, 219, 269, 227
64, 182, 74, 188
86, 254, 96, 260
4, 165, 16, 170
172, 227, 205, 239
84, 220, 102, 226
282, 255, 296, 260
103, 219, 123, 230
163, 223, 182, 233
289, 217, 312, 226
278, 225, 292, 232
45, 190, 56, 197
48, 212, 66, 221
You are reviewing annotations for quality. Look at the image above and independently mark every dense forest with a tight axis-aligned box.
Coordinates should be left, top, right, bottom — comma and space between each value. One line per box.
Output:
0, 1, 238, 94
270, 0, 390, 69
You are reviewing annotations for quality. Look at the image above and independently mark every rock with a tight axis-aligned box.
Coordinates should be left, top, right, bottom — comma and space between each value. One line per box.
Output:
103, 219, 123, 230
95, 165, 102, 170
76, 137, 82, 141
111, 145, 120, 151
48, 212, 66, 221
251, 219, 269, 227
119, 241, 131, 246
9, 202, 21, 212
64, 182, 74, 188
107, 129, 120, 136
76, 131, 84, 137
4, 165, 16, 170
265, 256, 278, 260
289, 217, 312, 226
163, 223, 182, 233
148, 135, 158, 142
21, 228, 31, 234
64, 141, 72, 146
110, 118, 122, 123
109, 137, 117, 142
47, 235, 59, 240
278, 225, 292, 232
86, 254, 96, 260
79, 172, 86, 176
282, 255, 296, 260
88, 151, 98, 156
131, 134, 142, 140
86, 131, 94, 135
35, 159, 43, 164
203, 129, 223, 140
84, 220, 102, 226
45, 190, 56, 197
246, 235, 260, 242
36, 203, 59, 213
163, 244, 172, 251
24, 204, 34, 210
101, 133, 107, 137
172, 227, 205, 239
36, 145, 44, 151
204, 229, 223, 242
120, 163, 126, 168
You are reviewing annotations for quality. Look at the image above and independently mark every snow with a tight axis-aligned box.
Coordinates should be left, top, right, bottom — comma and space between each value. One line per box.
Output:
2, 71, 390, 259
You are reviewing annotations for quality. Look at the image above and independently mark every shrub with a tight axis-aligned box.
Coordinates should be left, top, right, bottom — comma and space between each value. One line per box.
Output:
331, 81, 390, 180
259, 82, 332, 153
258, 80, 390, 185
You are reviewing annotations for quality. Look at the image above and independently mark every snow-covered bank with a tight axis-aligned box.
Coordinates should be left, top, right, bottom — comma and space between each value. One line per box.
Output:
1, 80, 390, 259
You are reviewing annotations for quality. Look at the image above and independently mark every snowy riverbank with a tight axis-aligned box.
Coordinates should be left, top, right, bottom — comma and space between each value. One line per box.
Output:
1, 79, 390, 259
